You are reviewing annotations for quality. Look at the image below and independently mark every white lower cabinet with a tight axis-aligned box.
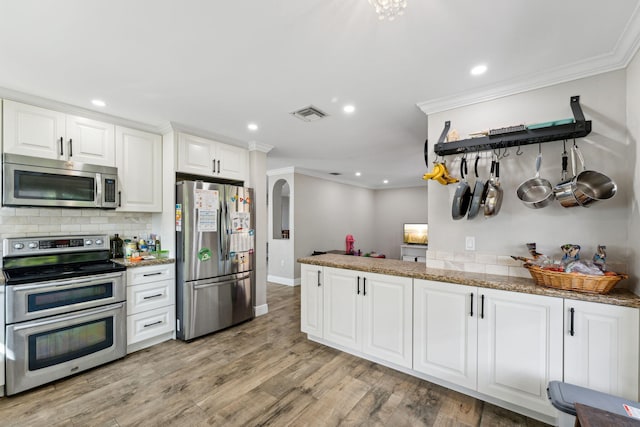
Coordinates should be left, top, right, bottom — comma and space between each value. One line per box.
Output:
300, 264, 323, 337
413, 280, 477, 390
126, 264, 176, 353
300, 265, 639, 421
317, 267, 413, 368
414, 280, 563, 417
477, 288, 563, 417
564, 299, 639, 400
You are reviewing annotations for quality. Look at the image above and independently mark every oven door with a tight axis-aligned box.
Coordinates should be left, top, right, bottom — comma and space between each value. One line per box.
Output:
5, 302, 126, 395
6, 272, 125, 324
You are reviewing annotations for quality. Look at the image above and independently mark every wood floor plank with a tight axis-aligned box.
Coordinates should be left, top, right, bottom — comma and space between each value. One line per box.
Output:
0, 283, 551, 426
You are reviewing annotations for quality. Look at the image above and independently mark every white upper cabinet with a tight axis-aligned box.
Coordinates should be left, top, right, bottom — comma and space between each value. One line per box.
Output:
177, 133, 248, 181
564, 299, 639, 400
3, 100, 115, 166
115, 126, 162, 212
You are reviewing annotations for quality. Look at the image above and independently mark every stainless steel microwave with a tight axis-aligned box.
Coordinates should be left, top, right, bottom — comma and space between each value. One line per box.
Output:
3, 154, 118, 209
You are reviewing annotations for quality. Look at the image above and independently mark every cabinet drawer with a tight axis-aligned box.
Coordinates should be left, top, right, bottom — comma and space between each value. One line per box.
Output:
127, 264, 175, 286
127, 306, 175, 345
127, 279, 175, 315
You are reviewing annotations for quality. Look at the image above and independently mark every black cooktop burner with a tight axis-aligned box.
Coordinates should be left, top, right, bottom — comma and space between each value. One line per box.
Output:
3, 251, 126, 285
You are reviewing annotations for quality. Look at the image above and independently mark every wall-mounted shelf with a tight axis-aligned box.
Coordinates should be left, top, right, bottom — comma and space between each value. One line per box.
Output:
433, 96, 591, 157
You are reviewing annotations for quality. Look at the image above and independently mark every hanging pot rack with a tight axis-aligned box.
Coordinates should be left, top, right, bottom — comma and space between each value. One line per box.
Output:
430, 96, 591, 159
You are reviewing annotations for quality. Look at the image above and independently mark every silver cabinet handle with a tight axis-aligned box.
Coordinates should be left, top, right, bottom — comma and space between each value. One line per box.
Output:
143, 320, 163, 328
143, 293, 163, 300
143, 272, 163, 277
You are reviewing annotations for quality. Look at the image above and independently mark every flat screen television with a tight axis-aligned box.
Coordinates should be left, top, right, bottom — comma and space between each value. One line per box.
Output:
403, 223, 428, 245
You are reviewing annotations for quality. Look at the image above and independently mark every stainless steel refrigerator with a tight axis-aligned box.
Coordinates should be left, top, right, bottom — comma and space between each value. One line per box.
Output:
175, 180, 255, 341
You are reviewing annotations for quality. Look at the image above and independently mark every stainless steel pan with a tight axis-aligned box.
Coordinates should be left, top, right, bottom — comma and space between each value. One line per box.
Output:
516, 148, 554, 209
484, 158, 503, 218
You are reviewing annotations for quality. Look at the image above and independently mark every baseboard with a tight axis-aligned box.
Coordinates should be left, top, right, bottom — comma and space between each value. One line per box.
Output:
254, 304, 269, 317
267, 274, 300, 286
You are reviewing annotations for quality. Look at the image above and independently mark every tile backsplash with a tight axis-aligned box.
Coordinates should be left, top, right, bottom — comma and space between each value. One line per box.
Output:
0, 207, 152, 264
426, 249, 628, 282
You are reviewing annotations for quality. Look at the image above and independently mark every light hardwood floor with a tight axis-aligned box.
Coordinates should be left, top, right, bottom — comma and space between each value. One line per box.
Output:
0, 283, 549, 426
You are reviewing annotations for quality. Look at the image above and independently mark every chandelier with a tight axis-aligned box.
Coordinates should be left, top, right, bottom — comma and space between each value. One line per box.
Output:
368, 0, 407, 21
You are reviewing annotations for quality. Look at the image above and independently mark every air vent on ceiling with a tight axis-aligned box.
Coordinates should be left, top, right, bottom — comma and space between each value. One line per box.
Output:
290, 105, 328, 122
329, 172, 341, 176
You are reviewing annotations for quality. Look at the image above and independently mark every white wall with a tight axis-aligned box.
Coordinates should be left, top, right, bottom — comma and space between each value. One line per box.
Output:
627, 49, 640, 294
427, 70, 631, 276
373, 186, 428, 259
293, 173, 376, 278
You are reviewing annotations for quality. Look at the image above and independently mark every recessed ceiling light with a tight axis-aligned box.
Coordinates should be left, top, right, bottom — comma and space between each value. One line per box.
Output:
383, 179, 389, 184
247, 123, 258, 131
343, 105, 355, 114
91, 99, 106, 107
470, 64, 488, 76
355, 172, 361, 177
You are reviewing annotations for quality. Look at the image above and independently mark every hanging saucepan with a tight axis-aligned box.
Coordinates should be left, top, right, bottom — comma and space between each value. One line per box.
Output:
516, 146, 555, 209
554, 144, 617, 208
467, 154, 484, 219
553, 145, 582, 207
484, 157, 503, 217
452, 157, 472, 220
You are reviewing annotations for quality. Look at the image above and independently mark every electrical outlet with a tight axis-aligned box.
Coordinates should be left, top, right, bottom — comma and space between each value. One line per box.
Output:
465, 236, 476, 251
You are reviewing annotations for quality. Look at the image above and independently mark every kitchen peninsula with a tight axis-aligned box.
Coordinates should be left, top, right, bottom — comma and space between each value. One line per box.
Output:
298, 254, 640, 424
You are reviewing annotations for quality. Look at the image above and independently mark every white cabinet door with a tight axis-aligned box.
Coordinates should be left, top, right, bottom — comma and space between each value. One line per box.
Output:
217, 142, 247, 181
477, 289, 563, 417
127, 305, 175, 345
413, 279, 477, 389
361, 271, 412, 368
115, 126, 162, 212
323, 267, 361, 351
3, 100, 65, 159
3, 100, 115, 166
564, 299, 639, 400
66, 115, 115, 166
177, 133, 216, 176
177, 133, 248, 181
301, 264, 323, 337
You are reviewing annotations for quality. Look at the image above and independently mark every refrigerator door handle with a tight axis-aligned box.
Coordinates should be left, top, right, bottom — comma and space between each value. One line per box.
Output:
193, 275, 251, 290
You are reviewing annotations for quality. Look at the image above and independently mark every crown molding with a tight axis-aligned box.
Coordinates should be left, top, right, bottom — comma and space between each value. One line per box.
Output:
0, 86, 161, 133
418, 4, 640, 115
266, 166, 296, 176
248, 141, 274, 153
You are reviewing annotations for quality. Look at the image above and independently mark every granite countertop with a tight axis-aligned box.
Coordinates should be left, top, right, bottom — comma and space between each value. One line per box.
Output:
298, 254, 640, 309
112, 257, 175, 268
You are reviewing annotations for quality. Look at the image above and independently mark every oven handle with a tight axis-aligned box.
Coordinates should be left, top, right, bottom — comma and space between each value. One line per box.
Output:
11, 302, 125, 331
13, 272, 123, 290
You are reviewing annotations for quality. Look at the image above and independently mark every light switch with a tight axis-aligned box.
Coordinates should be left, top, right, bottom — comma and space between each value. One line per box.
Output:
465, 236, 475, 251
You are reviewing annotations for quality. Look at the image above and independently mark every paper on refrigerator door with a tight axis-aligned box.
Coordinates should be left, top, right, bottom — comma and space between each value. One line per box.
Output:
231, 211, 250, 231
194, 189, 219, 210
229, 232, 254, 253
197, 209, 217, 232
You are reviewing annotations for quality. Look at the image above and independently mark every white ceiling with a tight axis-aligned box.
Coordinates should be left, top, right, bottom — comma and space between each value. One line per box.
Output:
1, 0, 639, 188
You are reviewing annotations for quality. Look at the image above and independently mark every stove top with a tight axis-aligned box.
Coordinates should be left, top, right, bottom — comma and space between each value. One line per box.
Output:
3, 260, 126, 285
2, 234, 126, 285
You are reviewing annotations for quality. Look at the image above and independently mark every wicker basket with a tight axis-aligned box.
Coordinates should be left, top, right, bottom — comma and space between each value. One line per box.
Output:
525, 264, 628, 294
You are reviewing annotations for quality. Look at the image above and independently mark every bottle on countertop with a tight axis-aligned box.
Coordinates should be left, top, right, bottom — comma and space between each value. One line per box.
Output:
110, 233, 124, 258
139, 236, 148, 254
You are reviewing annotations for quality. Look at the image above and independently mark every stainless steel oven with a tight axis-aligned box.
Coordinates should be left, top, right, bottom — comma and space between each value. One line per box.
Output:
3, 234, 127, 395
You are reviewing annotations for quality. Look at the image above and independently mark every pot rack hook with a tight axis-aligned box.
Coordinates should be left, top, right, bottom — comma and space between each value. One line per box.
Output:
516, 143, 523, 156
503, 147, 510, 158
